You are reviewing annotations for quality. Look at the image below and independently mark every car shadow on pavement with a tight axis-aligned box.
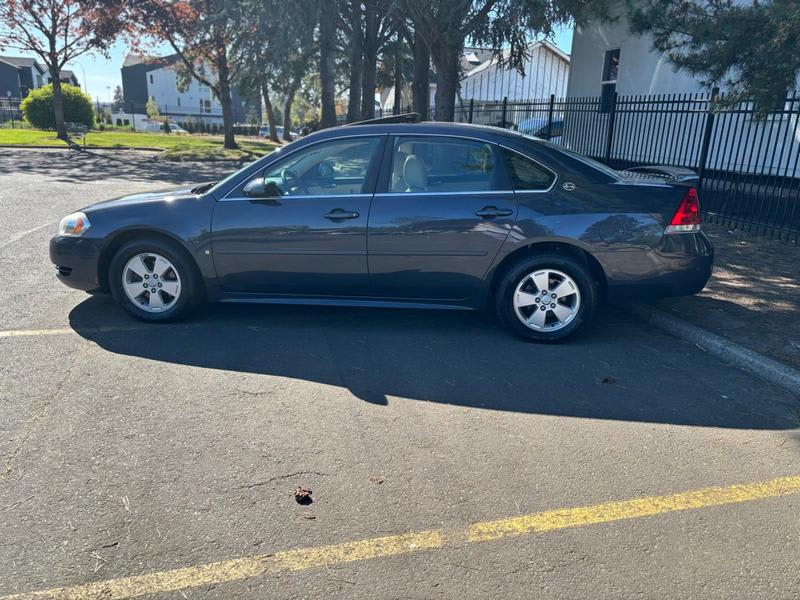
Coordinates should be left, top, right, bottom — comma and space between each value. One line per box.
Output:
69, 295, 800, 430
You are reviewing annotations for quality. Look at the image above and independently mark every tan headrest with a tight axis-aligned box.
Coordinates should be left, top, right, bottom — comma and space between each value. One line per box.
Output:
403, 155, 427, 191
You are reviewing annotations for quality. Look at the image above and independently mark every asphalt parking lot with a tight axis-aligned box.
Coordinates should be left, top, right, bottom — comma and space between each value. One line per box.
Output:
1, 149, 799, 599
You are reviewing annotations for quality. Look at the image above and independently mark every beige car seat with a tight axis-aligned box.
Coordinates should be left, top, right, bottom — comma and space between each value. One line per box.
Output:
403, 155, 428, 192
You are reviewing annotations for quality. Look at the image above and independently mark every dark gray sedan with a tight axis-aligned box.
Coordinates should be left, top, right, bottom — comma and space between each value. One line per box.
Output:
50, 119, 712, 341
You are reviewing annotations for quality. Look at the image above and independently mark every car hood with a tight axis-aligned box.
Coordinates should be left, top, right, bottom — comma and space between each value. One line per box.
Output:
83, 186, 203, 213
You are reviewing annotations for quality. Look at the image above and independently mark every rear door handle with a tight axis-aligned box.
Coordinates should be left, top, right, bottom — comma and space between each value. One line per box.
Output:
324, 209, 360, 221
475, 206, 513, 218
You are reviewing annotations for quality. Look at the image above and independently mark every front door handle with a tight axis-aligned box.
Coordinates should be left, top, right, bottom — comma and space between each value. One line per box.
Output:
475, 206, 513, 218
324, 208, 360, 221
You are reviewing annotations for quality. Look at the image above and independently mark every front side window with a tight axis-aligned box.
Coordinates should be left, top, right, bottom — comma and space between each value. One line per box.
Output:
257, 137, 382, 197
502, 149, 556, 191
388, 136, 498, 193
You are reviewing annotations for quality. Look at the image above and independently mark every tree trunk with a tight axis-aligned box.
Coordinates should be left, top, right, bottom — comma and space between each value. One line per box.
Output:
215, 41, 237, 149
411, 29, 430, 120
360, 0, 379, 119
430, 41, 460, 122
319, 2, 337, 128
283, 84, 297, 141
393, 42, 403, 114
261, 81, 279, 142
346, 0, 363, 123
219, 89, 237, 149
49, 64, 67, 141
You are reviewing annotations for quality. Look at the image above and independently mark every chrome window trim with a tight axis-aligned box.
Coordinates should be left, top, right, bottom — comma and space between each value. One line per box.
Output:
374, 190, 516, 197
220, 133, 387, 202
383, 133, 559, 195
220, 193, 374, 203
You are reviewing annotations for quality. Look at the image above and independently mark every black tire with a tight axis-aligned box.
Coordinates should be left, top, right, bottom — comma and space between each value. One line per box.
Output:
494, 253, 598, 342
108, 237, 202, 322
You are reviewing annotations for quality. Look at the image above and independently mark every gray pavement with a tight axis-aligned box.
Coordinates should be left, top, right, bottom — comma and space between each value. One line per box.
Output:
1, 149, 799, 599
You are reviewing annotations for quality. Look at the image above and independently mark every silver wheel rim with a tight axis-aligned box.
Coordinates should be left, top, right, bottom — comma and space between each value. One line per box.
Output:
513, 268, 581, 332
122, 252, 181, 313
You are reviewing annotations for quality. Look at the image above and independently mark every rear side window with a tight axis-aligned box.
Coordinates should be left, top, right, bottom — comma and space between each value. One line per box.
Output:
388, 136, 498, 193
502, 149, 556, 191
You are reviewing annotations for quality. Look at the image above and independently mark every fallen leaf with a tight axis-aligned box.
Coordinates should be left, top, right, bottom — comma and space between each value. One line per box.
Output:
294, 486, 313, 505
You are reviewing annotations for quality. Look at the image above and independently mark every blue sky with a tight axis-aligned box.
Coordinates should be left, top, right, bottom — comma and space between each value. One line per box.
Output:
66, 26, 574, 101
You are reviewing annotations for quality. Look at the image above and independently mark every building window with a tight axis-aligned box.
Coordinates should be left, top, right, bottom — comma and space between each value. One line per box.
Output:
177, 97, 181, 107
149, 74, 153, 84
600, 48, 619, 113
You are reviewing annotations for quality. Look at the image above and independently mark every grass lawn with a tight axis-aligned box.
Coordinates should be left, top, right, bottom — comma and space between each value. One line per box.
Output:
0, 128, 278, 161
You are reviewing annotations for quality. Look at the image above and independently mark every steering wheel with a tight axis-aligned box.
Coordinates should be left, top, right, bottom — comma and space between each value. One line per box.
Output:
281, 168, 308, 195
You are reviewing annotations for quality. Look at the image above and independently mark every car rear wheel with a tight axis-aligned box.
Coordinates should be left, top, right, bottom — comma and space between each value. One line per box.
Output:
109, 238, 201, 322
495, 253, 598, 342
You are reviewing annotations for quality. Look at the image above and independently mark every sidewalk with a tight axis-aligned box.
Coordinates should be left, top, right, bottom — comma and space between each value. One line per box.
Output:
654, 224, 800, 369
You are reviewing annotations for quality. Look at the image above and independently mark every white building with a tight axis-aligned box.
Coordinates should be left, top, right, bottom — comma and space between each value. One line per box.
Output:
461, 41, 570, 101
567, 2, 800, 98
120, 54, 258, 125
563, 3, 800, 178
146, 64, 218, 116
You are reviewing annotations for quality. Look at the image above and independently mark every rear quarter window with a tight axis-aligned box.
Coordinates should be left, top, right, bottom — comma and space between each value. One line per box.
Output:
502, 149, 556, 191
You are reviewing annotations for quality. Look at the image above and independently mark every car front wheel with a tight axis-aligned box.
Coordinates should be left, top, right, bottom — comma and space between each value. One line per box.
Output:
495, 253, 598, 342
109, 238, 201, 322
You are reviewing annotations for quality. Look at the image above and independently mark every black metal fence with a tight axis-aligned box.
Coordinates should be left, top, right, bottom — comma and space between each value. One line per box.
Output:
121, 103, 259, 133
457, 91, 800, 241
0, 97, 22, 126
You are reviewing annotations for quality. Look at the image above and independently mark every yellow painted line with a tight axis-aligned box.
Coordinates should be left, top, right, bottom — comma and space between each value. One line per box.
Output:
0, 327, 74, 338
0, 324, 201, 339
468, 474, 800, 541
3, 475, 800, 599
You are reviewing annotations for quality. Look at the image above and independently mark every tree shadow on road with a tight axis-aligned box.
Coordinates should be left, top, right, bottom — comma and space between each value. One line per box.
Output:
69, 295, 800, 430
1, 148, 238, 186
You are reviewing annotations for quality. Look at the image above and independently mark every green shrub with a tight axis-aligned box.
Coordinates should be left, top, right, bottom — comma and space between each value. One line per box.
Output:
20, 83, 93, 130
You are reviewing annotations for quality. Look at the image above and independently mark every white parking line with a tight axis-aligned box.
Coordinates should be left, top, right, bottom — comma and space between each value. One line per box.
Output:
0, 222, 55, 249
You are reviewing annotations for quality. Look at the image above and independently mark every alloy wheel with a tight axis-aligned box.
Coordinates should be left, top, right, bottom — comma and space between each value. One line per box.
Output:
122, 252, 182, 313
513, 269, 581, 332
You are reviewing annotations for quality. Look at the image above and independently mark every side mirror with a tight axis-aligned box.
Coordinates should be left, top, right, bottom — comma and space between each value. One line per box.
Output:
243, 178, 267, 197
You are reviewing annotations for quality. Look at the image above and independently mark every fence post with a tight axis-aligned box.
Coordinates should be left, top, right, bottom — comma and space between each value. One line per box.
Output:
603, 92, 618, 165
501, 96, 508, 128
697, 87, 719, 191
546, 94, 555, 140
468, 99, 474, 124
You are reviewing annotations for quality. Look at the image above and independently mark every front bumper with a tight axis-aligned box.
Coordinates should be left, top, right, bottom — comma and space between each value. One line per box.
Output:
49, 235, 104, 292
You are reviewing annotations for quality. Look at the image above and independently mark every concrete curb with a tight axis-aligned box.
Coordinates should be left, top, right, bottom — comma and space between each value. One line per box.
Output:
627, 302, 800, 396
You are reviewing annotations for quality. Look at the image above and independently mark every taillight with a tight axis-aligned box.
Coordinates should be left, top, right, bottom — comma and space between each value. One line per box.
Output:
665, 187, 701, 234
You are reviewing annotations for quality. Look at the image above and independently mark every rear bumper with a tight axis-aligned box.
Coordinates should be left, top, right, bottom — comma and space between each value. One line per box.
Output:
49, 235, 103, 292
603, 232, 714, 302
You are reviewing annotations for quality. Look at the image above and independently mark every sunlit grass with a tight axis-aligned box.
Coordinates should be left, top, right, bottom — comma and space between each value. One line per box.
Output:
0, 128, 278, 160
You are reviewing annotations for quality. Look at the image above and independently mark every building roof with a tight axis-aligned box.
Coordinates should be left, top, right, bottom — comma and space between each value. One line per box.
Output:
0, 56, 46, 72
463, 40, 570, 79
122, 53, 179, 69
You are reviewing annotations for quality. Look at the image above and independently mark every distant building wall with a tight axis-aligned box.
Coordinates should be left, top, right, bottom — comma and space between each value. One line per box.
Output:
461, 42, 570, 101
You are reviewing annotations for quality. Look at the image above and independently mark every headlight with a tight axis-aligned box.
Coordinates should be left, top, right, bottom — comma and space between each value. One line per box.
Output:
58, 212, 91, 236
